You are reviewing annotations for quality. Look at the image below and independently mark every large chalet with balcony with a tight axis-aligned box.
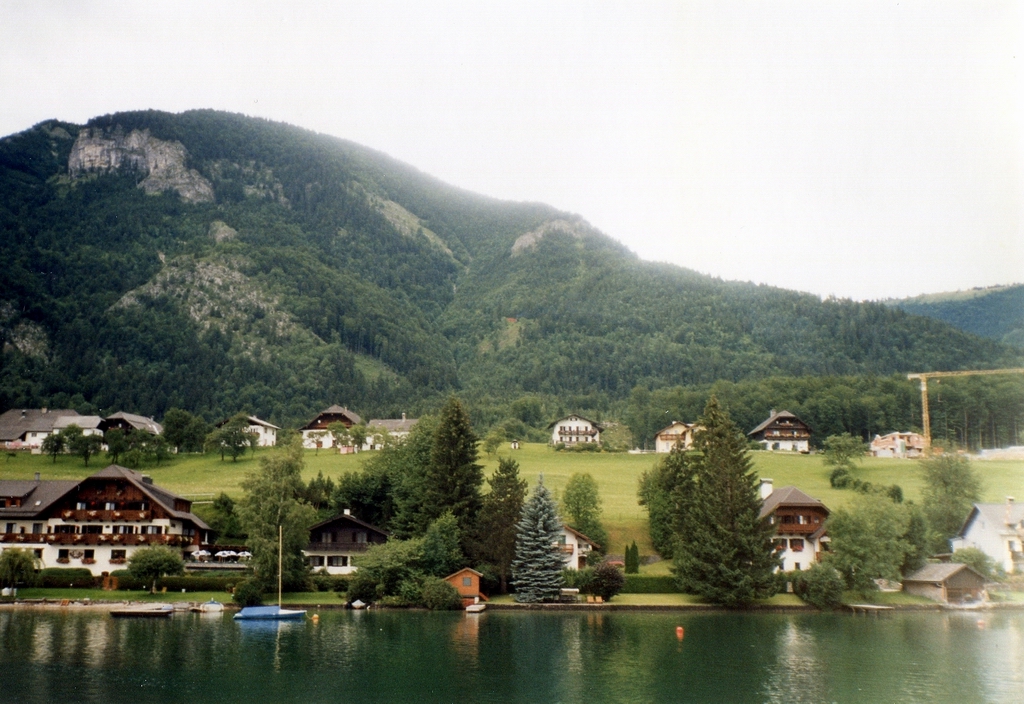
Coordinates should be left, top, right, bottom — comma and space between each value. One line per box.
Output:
758, 480, 830, 572
548, 415, 601, 446
0, 465, 213, 575
300, 405, 362, 450
749, 410, 812, 452
304, 511, 388, 574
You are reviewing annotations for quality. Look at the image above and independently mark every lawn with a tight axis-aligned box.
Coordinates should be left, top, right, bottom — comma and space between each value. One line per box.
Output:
4, 443, 1022, 556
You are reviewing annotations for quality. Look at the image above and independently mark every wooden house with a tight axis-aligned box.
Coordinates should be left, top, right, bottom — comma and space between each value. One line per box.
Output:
101, 412, 163, 436
300, 405, 362, 449
365, 413, 418, 449
304, 510, 388, 574
654, 421, 698, 453
903, 563, 988, 604
53, 414, 104, 438
444, 567, 485, 607
749, 410, 811, 452
869, 431, 926, 458
0, 408, 81, 451
548, 415, 601, 446
950, 498, 1024, 574
759, 480, 829, 572
559, 525, 597, 569
0, 465, 213, 575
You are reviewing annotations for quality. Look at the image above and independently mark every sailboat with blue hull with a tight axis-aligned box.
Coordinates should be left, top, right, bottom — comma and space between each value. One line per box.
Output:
234, 525, 307, 621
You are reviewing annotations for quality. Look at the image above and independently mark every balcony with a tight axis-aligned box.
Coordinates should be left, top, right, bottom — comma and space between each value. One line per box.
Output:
38, 533, 194, 547
59, 509, 151, 522
773, 523, 822, 536
305, 541, 371, 553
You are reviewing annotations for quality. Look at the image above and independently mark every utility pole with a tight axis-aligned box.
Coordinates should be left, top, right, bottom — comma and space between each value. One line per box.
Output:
906, 368, 1024, 449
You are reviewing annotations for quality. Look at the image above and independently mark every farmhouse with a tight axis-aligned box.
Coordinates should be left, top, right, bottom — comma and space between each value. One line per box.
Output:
304, 510, 388, 574
759, 480, 829, 572
0, 465, 213, 575
0, 408, 81, 451
102, 412, 163, 436
903, 563, 987, 604
365, 413, 418, 448
300, 405, 362, 449
216, 415, 279, 447
654, 421, 697, 453
559, 525, 597, 570
869, 431, 926, 458
548, 415, 601, 446
950, 498, 1024, 574
749, 410, 811, 452
53, 415, 104, 438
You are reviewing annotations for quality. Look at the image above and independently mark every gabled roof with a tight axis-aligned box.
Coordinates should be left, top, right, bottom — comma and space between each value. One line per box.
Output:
957, 502, 1024, 538
759, 486, 829, 520
367, 417, 418, 433
562, 524, 599, 549
104, 412, 163, 435
655, 421, 694, 437
444, 567, 483, 580
0, 408, 80, 441
87, 465, 209, 530
302, 406, 362, 429
53, 415, 103, 430
904, 563, 987, 583
547, 414, 600, 430
748, 410, 811, 437
0, 479, 80, 518
308, 512, 389, 537
215, 415, 280, 430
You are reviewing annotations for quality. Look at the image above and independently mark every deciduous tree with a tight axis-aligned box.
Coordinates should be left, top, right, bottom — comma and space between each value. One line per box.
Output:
0, 548, 38, 588
921, 452, 981, 553
825, 495, 911, 592
40, 432, 65, 463
561, 472, 608, 554
128, 545, 184, 593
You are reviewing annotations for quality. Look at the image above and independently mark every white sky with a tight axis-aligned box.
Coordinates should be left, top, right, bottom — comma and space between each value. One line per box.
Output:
1, 1, 1021, 300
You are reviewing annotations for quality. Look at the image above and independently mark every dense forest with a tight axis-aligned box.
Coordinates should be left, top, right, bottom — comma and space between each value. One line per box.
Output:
890, 285, 1024, 348
1, 110, 1020, 441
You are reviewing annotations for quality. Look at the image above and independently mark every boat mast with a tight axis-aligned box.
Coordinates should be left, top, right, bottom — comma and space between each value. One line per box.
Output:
278, 524, 283, 609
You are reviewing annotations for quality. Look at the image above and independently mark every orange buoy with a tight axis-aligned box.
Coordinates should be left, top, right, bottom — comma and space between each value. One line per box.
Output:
312, 614, 320, 623
676, 626, 684, 640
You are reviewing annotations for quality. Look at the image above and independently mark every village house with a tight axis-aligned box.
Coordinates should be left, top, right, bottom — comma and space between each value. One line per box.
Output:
950, 498, 1024, 574
759, 479, 829, 572
749, 410, 812, 452
869, 431, 926, 458
654, 421, 698, 453
444, 567, 485, 607
548, 414, 601, 446
300, 405, 361, 450
0, 465, 213, 576
902, 563, 988, 604
559, 525, 597, 570
216, 415, 279, 447
304, 510, 388, 574
0, 408, 81, 451
101, 412, 163, 436
364, 413, 418, 449
53, 415, 104, 438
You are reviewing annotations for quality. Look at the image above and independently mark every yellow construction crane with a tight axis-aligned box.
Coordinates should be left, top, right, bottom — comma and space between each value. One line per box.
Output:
906, 368, 1024, 449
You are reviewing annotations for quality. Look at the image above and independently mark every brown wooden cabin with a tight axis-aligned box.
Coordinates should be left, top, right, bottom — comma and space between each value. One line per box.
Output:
749, 410, 812, 452
903, 563, 988, 604
444, 567, 486, 607
304, 511, 388, 574
301, 405, 362, 432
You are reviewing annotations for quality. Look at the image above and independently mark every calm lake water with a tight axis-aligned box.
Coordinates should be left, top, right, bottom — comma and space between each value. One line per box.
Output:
1, 608, 1022, 704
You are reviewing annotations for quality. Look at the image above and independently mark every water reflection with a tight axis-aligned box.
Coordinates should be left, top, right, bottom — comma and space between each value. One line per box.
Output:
1, 609, 1022, 703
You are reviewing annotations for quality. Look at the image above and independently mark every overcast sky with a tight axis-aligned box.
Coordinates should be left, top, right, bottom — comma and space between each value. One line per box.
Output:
1, 1, 1020, 301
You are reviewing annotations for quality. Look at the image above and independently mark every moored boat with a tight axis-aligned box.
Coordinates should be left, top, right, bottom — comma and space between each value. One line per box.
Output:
234, 605, 306, 620
110, 604, 174, 618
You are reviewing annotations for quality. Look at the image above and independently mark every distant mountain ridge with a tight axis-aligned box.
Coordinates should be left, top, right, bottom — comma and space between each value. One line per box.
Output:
1, 109, 1019, 425
888, 285, 1024, 348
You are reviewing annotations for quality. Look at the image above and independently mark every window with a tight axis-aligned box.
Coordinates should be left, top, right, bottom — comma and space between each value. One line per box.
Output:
4, 523, 13, 534
33, 549, 42, 559
83, 550, 94, 559
55, 525, 76, 534
111, 550, 126, 561
321, 532, 333, 543
105, 502, 115, 511
463, 577, 472, 587
355, 532, 367, 544
76, 502, 86, 510
794, 563, 801, 571
58, 549, 69, 559
32, 523, 43, 534
773, 539, 786, 552
790, 539, 804, 552
83, 525, 102, 534
327, 556, 348, 567
308, 556, 325, 567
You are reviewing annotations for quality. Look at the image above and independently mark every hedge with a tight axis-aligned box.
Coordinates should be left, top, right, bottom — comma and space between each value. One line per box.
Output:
621, 575, 679, 594
37, 568, 97, 589
111, 575, 241, 592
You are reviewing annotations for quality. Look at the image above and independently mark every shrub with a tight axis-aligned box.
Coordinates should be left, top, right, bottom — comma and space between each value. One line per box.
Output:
793, 564, 844, 610
621, 575, 678, 593
421, 577, 463, 610
561, 567, 595, 593
952, 548, 997, 581
232, 578, 265, 607
589, 562, 626, 600
346, 572, 379, 604
829, 467, 851, 489
38, 568, 96, 589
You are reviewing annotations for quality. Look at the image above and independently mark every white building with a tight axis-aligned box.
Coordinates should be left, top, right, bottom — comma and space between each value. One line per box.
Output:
869, 431, 926, 458
304, 511, 389, 575
759, 480, 830, 572
0, 408, 81, 451
548, 415, 601, 446
950, 499, 1024, 574
300, 405, 361, 449
53, 415, 105, 437
654, 421, 697, 453
558, 525, 597, 570
216, 415, 279, 447
365, 414, 418, 449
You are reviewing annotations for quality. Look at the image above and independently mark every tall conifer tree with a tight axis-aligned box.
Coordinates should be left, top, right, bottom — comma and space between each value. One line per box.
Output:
423, 397, 483, 542
672, 397, 779, 606
512, 478, 564, 603
472, 457, 528, 593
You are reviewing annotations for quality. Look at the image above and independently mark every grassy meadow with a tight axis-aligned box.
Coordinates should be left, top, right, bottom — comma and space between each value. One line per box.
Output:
3, 443, 1022, 556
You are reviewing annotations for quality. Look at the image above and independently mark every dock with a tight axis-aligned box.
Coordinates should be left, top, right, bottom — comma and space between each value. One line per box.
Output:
847, 604, 895, 615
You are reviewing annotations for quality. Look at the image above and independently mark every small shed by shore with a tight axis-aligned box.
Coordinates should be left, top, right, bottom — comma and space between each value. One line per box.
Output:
445, 567, 486, 608
902, 563, 987, 604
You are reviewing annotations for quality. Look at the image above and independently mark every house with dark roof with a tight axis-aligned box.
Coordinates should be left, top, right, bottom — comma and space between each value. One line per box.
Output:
0, 465, 213, 575
749, 410, 812, 452
101, 412, 163, 436
950, 498, 1024, 574
759, 479, 830, 572
548, 415, 601, 446
0, 408, 81, 451
903, 563, 988, 603
300, 405, 362, 450
304, 510, 388, 574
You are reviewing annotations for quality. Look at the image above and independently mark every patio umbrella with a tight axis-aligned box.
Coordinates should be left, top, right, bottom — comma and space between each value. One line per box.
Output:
236, 551, 252, 558
194, 550, 211, 556
214, 550, 236, 559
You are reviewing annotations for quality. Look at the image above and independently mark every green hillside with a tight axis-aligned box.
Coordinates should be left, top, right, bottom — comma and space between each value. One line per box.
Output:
890, 284, 1024, 348
1, 110, 1020, 428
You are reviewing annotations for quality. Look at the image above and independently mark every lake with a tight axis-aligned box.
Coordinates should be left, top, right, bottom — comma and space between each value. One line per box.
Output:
1, 608, 1022, 703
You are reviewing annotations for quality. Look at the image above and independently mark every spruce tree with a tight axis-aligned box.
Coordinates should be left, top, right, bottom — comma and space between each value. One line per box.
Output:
624, 541, 640, 574
512, 478, 565, 603
422, 397, 483, 543
472, 457, 528, 593
672, 397, 779, 606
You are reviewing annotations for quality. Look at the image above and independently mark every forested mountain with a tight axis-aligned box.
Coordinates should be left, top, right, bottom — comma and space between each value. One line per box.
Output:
889, 285, 1024, 348
1, 110, 1020, 430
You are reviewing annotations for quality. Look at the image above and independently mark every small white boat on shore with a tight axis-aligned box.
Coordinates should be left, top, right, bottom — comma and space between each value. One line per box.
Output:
465, 604, 486, 613
198, 600, 224, 613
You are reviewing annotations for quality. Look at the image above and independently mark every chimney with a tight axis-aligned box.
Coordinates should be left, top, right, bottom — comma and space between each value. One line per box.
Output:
760, 478, 774, 500
769, 409, 776, 417
401, 412, 406, 422
1006, 497, 1015, 525
41, 407, 47, 414
343, 508, 351, 516
21, 410, 26, 418
141, 474, 153, 485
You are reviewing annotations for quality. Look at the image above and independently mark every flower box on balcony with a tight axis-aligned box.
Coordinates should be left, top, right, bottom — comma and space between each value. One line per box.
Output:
82, 558, 96, 565
109, 558, 126, 565
56, 557, 70, 564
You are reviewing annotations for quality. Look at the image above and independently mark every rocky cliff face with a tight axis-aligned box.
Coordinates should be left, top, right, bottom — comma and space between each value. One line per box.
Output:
68, 127, 214, 203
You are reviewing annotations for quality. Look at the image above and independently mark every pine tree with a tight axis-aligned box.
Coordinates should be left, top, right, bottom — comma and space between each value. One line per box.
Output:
422, 397, 483, 542
512, 478, 565, 603
624, 541, 640, 574
672, 397, 779, 606
472, 457, 528, 593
